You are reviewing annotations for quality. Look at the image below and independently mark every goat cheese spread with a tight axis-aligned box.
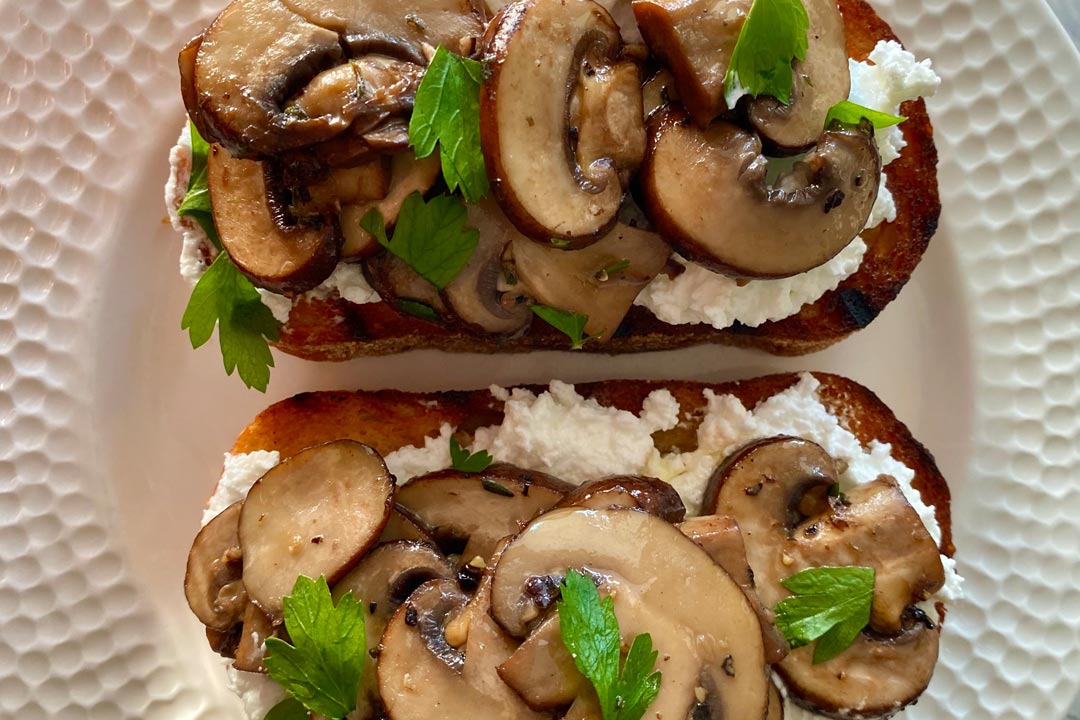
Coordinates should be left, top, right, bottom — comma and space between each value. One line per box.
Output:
166, 40, 937, 334
204, 374, 962, 720
635, 40, 939, 328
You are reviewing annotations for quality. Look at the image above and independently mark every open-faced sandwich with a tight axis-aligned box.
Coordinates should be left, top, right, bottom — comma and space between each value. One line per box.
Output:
165, 0, 941, 389
186, 372, 962, 719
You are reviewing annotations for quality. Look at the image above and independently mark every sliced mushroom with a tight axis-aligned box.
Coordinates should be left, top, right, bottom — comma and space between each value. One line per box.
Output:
343, 152, 443, 258
678, 514, 789, 664
281, 0, 484, 60
381, 506, 438, 544
767, 679, 785, 720
556, 475, 685, 522
632, 0, 750, 125
208, 145, 341, 293
641, 66, 678, 121
639, 108, 880, 278
480, 0, 645, 244
490, 507, 769, 720
497, 613, 582, 709
748, 0, 850, 154
189, 0, 347, 155
233, 603, 276, 672
333, 541, 455, 717
441, 201, 533, 337
238, 440, 394, 618
185, 502, 248, 631
378, 578, 543, 720
507, 223, 671, 340
302, 158, 390, 214
363, 250, 451, 324
705, 438, 946, 717
395, 465, 574, 566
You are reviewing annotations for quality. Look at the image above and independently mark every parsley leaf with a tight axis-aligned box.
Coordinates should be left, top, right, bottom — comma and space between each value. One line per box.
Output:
361, 193, 479, 289
724, 0, 810, 107
264, 576, 366, 720
409, 46, 490, 203
181, 252, 280, 392
774, 566, 875, 664
558, 569, 662, 720
825, 100, 906, 129
450, 436, 494, 473
263, 697, 308, 720
178, 121, 221, 249
395, 298, 442, 323
530, 305, 600, 350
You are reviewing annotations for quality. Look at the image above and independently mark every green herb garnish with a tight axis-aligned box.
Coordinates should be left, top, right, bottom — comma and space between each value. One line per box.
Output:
395, 298, 442, 323
724, 0, 810, 107
263, 697, 307, 720
181, 252, 280, 392
178, 121, 221, 249
558, 569, 662, 720
530, 305, 600, 350
774, 566, 875, 664
409, 46, 489, 203
451, 436, 494, 474
595, 259, 630, 281
361, 193, 479, 289
824, 100, 906, 129
264, 576, 366, 720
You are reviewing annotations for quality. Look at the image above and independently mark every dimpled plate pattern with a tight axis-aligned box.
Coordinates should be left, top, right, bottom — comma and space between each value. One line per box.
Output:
1, 0, 1079, 718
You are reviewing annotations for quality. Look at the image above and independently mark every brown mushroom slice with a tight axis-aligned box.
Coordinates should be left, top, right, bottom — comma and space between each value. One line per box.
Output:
233, 603, 276, 672
185, 502, 248, 631
342, 153, 443, 258
178, 35, 202, 123
281, 0, 484, 60
378, 579, 542, 720
490, 508, 769, 720
363, 250, 451, 324
498, 613, 582, 709
189, 0, 348, 156
508, 223, 671, 340
632, 0, 750, 125
747, 0, 850, 154
480, 0, 644, 244
777, 609, 939, 719
641, 66, 678, 121
395, 465, 573, 565
302, 159, 390, 214
767, 679, 785, 720
238, 440, 394, 618
679, 514, 790, 664
208, 146, 342, 293
556, 475, 685, 522
791, 477, 945, 635
639, 108, 881, 278
333, 541, 456, 717
441, 201, 533, 337
380, 506, 437, 544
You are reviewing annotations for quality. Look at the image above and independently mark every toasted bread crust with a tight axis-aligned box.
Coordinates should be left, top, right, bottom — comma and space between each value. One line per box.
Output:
270, 0, 939, 360
228, 372, 952, 557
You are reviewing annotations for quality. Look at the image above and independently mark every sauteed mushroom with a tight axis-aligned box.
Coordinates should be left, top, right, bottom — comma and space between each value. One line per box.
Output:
185, 502, 247, 631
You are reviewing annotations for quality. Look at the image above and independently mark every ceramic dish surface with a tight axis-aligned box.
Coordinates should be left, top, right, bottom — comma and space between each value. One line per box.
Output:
0, 0, 1079, 717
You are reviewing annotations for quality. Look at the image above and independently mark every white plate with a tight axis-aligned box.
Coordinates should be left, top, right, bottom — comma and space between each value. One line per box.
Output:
1, 0, 1079, 717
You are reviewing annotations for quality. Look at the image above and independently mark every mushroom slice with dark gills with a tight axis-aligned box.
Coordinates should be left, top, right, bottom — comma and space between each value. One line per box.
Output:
378, 578, 546, 720
394, 465, 574, 568
441, 201, 534, 337
333, 541, 456, 718
363, 251, 452, 325
506, 223, 671, 341
640, 108, 880, 279
480, 0, 646, 245
705, 437, 946, 718
238, 440, 394, 619
185, 502, 247, 631
747, 0, 850, 155
207, 146, 342, 293
632, 0, 750, 126
555, 475, 686, 522
490, 507, 769, 720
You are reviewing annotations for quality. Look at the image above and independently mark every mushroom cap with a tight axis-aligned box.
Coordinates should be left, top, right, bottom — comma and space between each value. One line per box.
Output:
490, 507, 769, 720
480, 0, 644, 244
208, 145, 342, 293
185, 502, 247, 631
638, 108, 881, 279
747, 0, 850, 154
555, 475, 686, 522
237, 440, 394, 618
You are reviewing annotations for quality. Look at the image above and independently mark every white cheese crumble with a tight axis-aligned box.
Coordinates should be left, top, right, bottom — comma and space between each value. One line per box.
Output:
307, 262, 381, 307
203, 376, 961, 720
635, 39, 938, 330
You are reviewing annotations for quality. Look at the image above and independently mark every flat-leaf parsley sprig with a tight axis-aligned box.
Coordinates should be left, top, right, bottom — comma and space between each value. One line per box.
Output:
773, 566, 875, 664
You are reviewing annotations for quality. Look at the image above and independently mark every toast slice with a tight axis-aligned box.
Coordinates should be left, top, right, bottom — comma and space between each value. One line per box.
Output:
223, 372, 952, 556
268, 0, 939, 360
